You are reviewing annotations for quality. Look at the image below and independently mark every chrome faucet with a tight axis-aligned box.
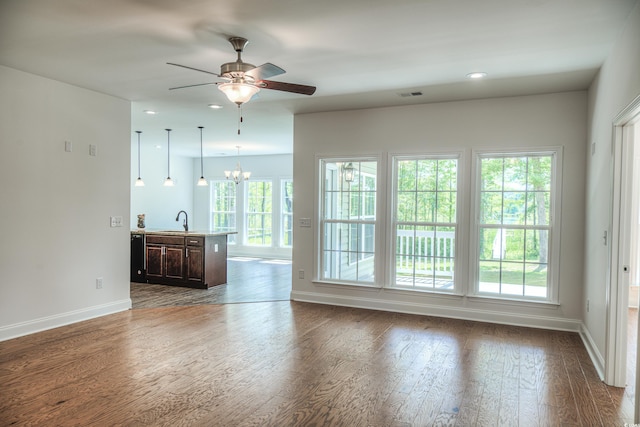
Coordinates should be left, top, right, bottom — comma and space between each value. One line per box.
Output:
176, 210, 188, 232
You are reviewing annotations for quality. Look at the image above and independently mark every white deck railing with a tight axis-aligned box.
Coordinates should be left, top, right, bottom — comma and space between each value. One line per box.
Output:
396, 229, 455, 278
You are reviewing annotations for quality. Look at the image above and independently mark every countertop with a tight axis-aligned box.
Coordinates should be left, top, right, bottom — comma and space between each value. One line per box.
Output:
131, 229, 237, 237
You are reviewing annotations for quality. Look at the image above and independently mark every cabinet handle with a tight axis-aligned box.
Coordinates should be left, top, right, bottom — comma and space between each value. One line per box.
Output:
186, 248, 189, 258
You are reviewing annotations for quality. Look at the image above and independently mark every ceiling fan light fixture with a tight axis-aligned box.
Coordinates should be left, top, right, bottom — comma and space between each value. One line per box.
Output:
218, 82, 260, 105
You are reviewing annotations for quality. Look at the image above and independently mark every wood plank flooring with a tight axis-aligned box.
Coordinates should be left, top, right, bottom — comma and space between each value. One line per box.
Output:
0, 258, 635, 426
131, 257, 292, 308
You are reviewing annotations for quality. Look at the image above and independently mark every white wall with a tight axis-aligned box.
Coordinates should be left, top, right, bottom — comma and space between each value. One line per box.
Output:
584, 2, 640, 360
130, 139, 193, 230
293, 91, 587, 331
192, 154, 293, 258
0, 66, 131, 340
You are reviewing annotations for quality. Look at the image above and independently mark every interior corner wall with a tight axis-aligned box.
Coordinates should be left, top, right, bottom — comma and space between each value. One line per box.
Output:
0, 65, 132, 341
584, 2, 640, 359
292, 91, 587, 331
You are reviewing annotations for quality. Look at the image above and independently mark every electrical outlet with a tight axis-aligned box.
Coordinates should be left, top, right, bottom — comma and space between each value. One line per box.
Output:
298, 269, 305, 279
96, 277, 103, 289
89, 144, 97, 157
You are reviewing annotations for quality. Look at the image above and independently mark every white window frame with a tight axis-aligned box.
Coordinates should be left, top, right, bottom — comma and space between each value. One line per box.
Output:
469, 147, 563, 304
245, 179, 273, 247
316, 156, 383, 287
210, 180, 237, 244
280, 178, 293, 248
389, 153, 463, 294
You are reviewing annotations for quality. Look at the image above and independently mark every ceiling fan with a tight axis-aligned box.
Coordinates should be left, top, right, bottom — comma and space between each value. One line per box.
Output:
167, 37, 316, 106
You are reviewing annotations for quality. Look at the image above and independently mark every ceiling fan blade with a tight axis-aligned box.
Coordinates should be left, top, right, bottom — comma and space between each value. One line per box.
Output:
169, 82, 218, 90
167, 62, 220, 77
257, 80, 316, 95
245, 63, 285, 81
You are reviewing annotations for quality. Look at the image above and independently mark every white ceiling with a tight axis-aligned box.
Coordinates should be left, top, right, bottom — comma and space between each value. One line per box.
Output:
1, 0, 637, 157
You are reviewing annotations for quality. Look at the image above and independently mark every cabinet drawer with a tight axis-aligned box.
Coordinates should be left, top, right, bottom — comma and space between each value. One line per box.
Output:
146, 235, 185, 245
185, 236, 204, 247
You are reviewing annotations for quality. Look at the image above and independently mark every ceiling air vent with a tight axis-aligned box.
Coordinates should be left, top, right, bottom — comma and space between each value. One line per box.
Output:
399, 91, 423, 98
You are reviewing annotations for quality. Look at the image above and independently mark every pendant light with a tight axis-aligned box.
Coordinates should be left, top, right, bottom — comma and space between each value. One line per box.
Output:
197, 126, 208, 186
164, 128, 174, 186
134, 131, 144, 187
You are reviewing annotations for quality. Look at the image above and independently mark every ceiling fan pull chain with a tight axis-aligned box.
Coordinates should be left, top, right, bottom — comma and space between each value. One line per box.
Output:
237, 105, 241, 135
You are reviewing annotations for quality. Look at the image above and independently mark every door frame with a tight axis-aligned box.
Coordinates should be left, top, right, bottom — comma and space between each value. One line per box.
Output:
606, 94, 640, 394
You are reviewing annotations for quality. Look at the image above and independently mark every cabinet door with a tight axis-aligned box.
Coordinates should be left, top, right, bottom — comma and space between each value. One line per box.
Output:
185, 246, 204, 282
165, 245, 184, 279
146, 245, 164, 278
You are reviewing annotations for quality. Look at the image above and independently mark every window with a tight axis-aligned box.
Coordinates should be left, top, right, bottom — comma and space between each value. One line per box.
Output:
320, 159, 377, 284
281, 179, 293, 247
473, 151, 559, 301
246, 180, 273, 246
210, 180, 236, 244
392, 156, 458, 291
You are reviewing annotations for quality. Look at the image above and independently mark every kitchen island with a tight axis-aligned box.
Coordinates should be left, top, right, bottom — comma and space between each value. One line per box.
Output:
132, 230, 236, 289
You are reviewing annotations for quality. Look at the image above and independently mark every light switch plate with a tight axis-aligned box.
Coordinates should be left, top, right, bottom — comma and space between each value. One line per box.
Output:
299, 218, 311, 228
110, 216, 123, 227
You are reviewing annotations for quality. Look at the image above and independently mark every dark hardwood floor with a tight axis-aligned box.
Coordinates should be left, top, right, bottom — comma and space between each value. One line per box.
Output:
0, 258, 635, 426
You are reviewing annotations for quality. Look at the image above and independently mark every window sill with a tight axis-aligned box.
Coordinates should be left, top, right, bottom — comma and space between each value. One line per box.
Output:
313, 279, 381, 291
467, 294, 560, 309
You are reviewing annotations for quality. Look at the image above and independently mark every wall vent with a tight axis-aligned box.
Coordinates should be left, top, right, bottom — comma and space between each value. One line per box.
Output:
399, 91, 423, 97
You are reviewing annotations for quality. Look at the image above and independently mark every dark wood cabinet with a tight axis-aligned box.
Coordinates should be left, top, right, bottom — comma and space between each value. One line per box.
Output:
145, 235, 185, 281
144, 233, 228, 289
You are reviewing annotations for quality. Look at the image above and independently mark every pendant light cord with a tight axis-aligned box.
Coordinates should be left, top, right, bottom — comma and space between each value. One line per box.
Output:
166, 129, 171, 177
136, 131, 142, 178
199, 126, 204, 176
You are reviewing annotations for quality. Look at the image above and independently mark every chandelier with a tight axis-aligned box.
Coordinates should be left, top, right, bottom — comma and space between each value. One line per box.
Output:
224, 145, 251, 184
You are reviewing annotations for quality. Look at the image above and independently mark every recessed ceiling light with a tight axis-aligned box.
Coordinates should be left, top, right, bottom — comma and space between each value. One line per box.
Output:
208, 104, 223, 109
143, 110, 157, 115
466, 72, 488, 79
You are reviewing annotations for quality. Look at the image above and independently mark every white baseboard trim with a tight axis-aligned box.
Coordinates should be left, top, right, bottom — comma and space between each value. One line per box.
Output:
0, 299, 132, 342
290, 290, 582, 332
579, 323, 605, 381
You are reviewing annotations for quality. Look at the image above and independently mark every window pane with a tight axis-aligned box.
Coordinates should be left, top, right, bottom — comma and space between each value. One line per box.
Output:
392, 156, 458, 292
321, 159, 377, 285
436, 191, 456, 223
397, 192, 416, 222
525, 263, 548, 297
416, 191, 436, 222
417, 160, 437, 192
503, 157, 527, 191
437, 159, 457, 191
246, 180, 272, 246
281, 179, 293, 247
476, 154, 554, 300
526, 191, 550, 226
480, 192, 502, 224
211, 181, 237, 244
481, 158, 504, 191
398, 161, 417, 191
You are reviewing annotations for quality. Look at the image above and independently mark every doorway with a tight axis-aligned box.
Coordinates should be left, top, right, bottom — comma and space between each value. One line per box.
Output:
608, 94, 640, 422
